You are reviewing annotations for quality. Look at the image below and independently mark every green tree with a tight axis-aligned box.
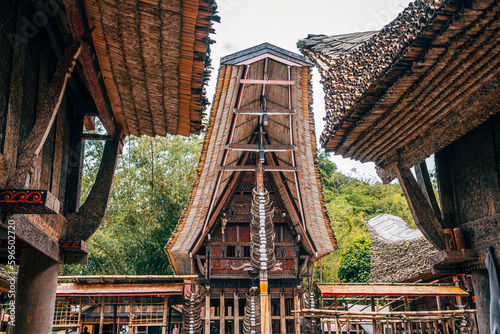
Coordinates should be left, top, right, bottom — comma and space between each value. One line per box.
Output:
338, 236, 371, 283
60, 134, 202, 275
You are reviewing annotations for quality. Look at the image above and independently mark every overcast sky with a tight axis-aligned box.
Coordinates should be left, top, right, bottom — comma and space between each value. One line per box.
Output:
205, 0, 413, 180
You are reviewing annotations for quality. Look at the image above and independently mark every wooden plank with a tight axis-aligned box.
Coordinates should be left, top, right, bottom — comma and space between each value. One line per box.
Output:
226, 144, 296, 152
234, 107, 294, 115
2, 6, 28, 187
218, 165, 299, 172
434, 150, 458, 229
65, 106, 84, 214
7, 42, 82, 189
317, 284, 469, 297
205, 290, 211, 334
0, 189, 60, 214
395, 162, 446, 250
240, 79, 295, 85
220, 293, 225, 334
66, 139, 120, 240
81, 133, 114, 141
414, 161, 442, 220
234, 293, 240, 334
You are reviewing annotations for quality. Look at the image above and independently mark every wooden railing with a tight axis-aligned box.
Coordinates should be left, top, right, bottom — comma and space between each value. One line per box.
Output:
297, 309, 477, 334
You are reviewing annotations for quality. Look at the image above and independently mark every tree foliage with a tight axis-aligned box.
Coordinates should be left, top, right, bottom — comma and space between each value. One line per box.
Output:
337, 236, 371, 283
60, 135, 202, 275
315, 152, 414, 283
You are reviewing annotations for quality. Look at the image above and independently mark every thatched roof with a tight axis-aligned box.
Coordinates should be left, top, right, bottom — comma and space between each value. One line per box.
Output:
65, 0, 217, 137
300, 0, 500, 179
367, 214, 439, 283
165, 43, 337, 274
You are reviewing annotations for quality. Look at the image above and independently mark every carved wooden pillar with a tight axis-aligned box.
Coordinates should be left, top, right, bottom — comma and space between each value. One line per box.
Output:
14, 248, 59, 334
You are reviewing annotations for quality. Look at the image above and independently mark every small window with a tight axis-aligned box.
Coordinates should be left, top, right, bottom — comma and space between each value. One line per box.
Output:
242, 246, 251, 257
227, 245, 236, 257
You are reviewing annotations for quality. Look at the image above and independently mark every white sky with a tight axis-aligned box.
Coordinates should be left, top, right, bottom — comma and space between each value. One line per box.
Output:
205, 0, 412, 180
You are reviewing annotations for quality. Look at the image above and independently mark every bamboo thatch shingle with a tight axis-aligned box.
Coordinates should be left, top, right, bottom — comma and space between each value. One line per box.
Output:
165, 44, 337, 274
300, 0, 500, 180
70, 0, 216, 137
366, 214, 439, 283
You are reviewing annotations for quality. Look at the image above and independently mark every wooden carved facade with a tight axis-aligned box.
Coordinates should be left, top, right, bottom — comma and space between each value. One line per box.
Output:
0, 0, 215, 332
166, 43, 337, 334
300, 0, 500, 332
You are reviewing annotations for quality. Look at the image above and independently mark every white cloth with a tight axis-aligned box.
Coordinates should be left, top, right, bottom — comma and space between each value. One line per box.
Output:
486, 247, 500, 334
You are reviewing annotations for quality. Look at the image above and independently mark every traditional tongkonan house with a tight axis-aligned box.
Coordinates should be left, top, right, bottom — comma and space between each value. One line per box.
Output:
300, 0, 500, 332
0, 0, 216, 332
165, 43, 337, 334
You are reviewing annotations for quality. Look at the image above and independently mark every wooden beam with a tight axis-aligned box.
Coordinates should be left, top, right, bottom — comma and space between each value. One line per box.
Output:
394, 162, 446, 250
434, 150, 457, 229
240, 79, 295, 85
7, 42, 83, 189
234, 108, 295, 115
414, 161, 442, 220
81, 133, 114, 141
226, 144, 296, 152
0, 189, 60, 214
65, 109, 84, 214
218, 166, 299, 172
66, 139, 120, 241
2, 214, 63, 262
234, 293, 240, 334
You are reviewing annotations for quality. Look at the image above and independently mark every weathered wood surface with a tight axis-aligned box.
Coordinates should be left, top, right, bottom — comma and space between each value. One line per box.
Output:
66, 139, 120, 241
395, 162, 445, 250
7, 42, 82, 189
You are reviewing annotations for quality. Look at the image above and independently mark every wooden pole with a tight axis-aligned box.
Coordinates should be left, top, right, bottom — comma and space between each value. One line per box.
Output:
294, 288, 300, 334
162, 297, 169, 334
168, 305, 173, 334
221, 293, 225, 334
112, 304, 117, 334
371, 297, 377, 334
205, 291, 211, 334
235, 293, 240, 334
14, 248, 59, 334
99, 299, 105, 334
280, 292, 286, 334
129, 300, 134, 334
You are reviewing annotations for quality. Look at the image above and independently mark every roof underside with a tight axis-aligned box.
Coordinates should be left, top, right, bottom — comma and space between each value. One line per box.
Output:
166, 47, 336, 274
77, 0, 216, 137
300, 0, 500, 174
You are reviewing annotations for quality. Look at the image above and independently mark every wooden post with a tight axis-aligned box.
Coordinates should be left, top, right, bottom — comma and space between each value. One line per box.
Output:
471, 270, 490, 334
235, 293, 240, 334
13, 248, 59, 334
395, 162, 446, 250
162, 297, 169, 334
205, 291, 211, 334
220, 293, 225, 334
371, 297, 377, 334
168, 306, 173, 334
294, 288, 300, 334
129, 300, 134, 333
280, 293, 286, 334
112, 304, 117, 334
99, 299, 105, 334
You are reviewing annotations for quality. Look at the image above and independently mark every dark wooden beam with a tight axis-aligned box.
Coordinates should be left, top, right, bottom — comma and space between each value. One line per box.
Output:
0, 189, 60, 214
81, 133, 114, 141
434, 150, 457, 229
65, 108, 85, 214
7, 42, 83, 189
66, 139, 120, 240
395, 162, 446, 250
1, 214, 63, 262
414, 161, 442, 220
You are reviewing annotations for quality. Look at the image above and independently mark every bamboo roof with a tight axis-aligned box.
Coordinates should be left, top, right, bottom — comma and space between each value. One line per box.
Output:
317, 283, 468, 297
300, 0, 500, 181
366, 214, 439, 283
166, 44, 337, 274
66, 0, 217, 137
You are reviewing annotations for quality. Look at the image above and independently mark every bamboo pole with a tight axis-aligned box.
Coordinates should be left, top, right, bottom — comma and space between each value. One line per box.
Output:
99, 299, 105, 334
